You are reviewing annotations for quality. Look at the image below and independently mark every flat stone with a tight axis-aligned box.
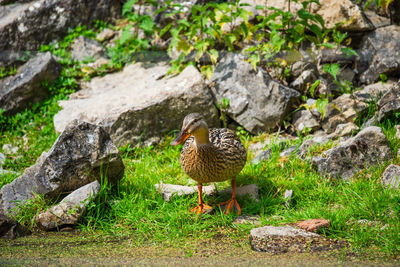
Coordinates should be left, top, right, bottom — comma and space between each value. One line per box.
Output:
295, 219, 330, 233
35, 181, 101, 230
381, 164, 400, 189
220, 184, 259, 202
54, 63, 219, 146
0, 120, 124, 215
155, 183, 216, 202
233, 215, 261, 226
312, 126, 392, 180
250, 225, 343, 254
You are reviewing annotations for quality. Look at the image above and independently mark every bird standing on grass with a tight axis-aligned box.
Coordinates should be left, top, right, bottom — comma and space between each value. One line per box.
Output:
171, 113, 247, 215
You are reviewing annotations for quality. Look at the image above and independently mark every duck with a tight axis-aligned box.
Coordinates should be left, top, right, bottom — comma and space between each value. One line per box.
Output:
171, 113, 247, 215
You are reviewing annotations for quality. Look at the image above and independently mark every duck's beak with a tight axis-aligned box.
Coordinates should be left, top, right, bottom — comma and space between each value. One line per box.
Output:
171, 131, 190, 146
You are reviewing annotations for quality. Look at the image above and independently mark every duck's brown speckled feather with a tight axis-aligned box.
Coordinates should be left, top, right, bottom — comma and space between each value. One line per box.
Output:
180, 128, 247, 183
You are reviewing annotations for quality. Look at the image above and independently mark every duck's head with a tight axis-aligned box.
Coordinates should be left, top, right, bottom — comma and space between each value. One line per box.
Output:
171, 113, 209, 146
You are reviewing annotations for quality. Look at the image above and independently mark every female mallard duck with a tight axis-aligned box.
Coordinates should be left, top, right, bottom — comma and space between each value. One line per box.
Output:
171, 113, 247, 215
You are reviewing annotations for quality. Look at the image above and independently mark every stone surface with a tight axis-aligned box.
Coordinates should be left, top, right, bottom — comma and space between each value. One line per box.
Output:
0, 52, 62, 116
96, 28, 116, 42
0, 0, 121, 66
396, 125, 400, 140
251, 149, 272, 165
353, 80, 396, 103
220, 184, 259, 202
312, 126, 392, 180
70, 36, 106, 62
0, 120, 124, 215
283, 189, 293, 208
2, 144, 18, 155
280, 146, 297, 157
292, 109, 320, 133
0, 214, 31, 239
358, 25, 400, 84
0, 152, 5, 166
381, 164, 400, 189
290, 70, 318, 92
377, 82, 400, 121
321, 94, 368, 134
233, 215, 261, 226
155, 183, 216, 202
295, 219, 330, 233
250, 225, 343, 254
247, 0, 373, 32
210, 53, 300, 134
54, 62, 219, 146
35, 181, 101, 230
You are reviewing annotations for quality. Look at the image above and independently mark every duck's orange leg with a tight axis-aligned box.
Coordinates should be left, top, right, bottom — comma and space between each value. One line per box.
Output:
190, 183, 212, 215
218, 178, 241, 215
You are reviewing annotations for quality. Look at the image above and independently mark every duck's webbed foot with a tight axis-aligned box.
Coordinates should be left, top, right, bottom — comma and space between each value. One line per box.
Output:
190, 203, 213, 215
217, 198, 241, 215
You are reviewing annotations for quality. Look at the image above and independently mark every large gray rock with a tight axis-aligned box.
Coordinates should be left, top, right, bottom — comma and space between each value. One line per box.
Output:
0, 214, 31, 239
358, 25, 400, 84
0, 120, 124, 215
381, 164, 400, 189
54, 62, 219, 146
70, 36, 106, 62
0, 52, 62, 116
35, 180, 101, 230
321, 94, 368, 133
312, 126, 392, 180
210, 53, 300, 134
377, 82, 400, 121
250, 225, 343, 254
0, 0, 121, 66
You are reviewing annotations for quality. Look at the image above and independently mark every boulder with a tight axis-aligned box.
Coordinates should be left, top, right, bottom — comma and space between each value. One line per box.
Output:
290, 69, 319, 92
155, 183, 216, 202
321, 94, 368, 133
96, 28, 116, 43
381, 164, 400, 189
210, 53, 300, 134
54, 62, 219, 146
0, 214, 31, 239
70, 36, 106, 62
0, 120, 124, 215
0, 52, 62, 116
250, 225, 343, 254
35, 181, 100, 231
283, 189, 293, 208
312, 126, 392, 180
358, 25, 400, 84
0, 0, 121, 65
377, 82, 400, 121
